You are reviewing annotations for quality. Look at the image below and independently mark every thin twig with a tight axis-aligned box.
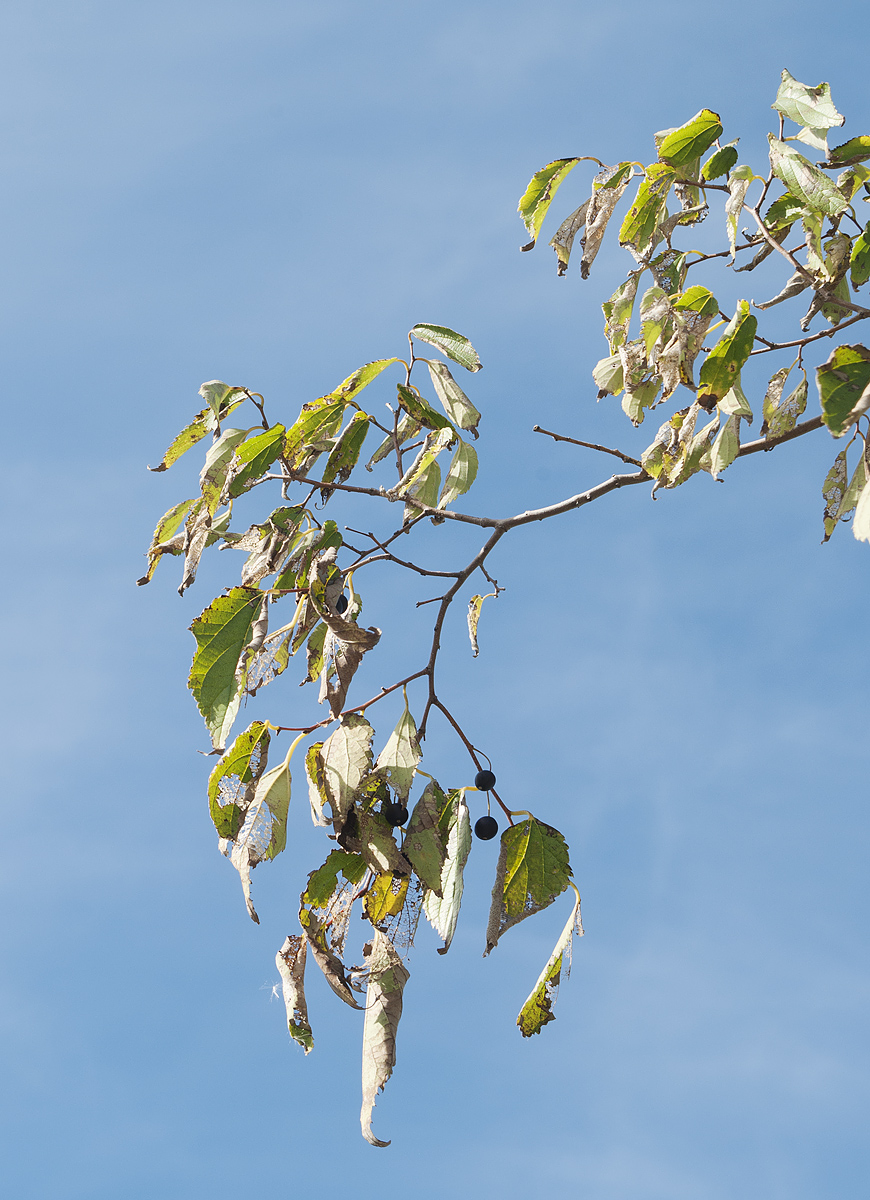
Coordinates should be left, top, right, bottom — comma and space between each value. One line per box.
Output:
533, 425, 643, 466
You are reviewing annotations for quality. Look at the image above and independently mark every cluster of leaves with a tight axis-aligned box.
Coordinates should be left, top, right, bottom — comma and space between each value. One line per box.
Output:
144, 70, 870, 1146
519, 70, 870, 533
141, 323, 580, 1146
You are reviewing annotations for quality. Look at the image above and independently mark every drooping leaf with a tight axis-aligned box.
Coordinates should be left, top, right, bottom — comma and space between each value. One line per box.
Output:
517, 888, 584, 1037
299, 906, 363, 1010
850, 222, 870, 288
426, 361, 481, 432
344, 810, 412, 876
484, 817, 572, 955
374, 697, 421, 801
283, 399, 346, 473
199, 380, 248, 422
404, 780, 448, 894
392, 427, 454, 498
657, 109, 723, 168
326, 358, 400, 402
200, 427, 249, 513
580, 162, 633, 277
467, 591, 496, 657
718, 378, 753, 422
275, 935, 313, 1053
697, 300, 757, 410
423, 790, 472, 953
822, 449, 849, 541
829, 136, 870, 167
619, 163, 675, 259
188, 587, 262, 749
396, 384, 453, 432
320, 714, 375, 832
549, 199, 590, 275
438, 440, 478, 509
409, 324, 482, 373
207, 720, 271, 838
400, 457, 442, 525
228, 424, 287, 498
768, 137, 848, 217
360, 930, 410, 1148
592, 353, 624, 397
364, 872, 409, 926
320, 411, 370, 494
602, 275, 639, 354
700, 141, 739, 182
725, 165, 755, 260
305, 741, 330, 826
817, 344, 870, 437
710, 414, 741, 478
517, 158, 583, 247
137, 497, 198, 585
148, 390, 247, 473
366, 412, 422, 471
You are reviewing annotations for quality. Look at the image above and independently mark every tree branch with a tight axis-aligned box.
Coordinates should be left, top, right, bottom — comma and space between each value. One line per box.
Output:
533, 424, 643, 466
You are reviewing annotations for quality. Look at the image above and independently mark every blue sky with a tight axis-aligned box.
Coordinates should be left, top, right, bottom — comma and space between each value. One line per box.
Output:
1, 1, 869, 1196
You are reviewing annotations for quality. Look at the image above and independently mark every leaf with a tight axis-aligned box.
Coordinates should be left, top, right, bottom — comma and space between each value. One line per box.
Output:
592, 353, 624, 397
852, 478, 870, 543
619, 163, 675, 259
207, 720, 271, 839
602, 275, 639, 354
423, 790, 472, 953
549, 199, 590, 275
326, 358, 399, 402
395, 383, 453, 432
851, 222, 870, 288
303, 848, 368, 908
275, 935, 313, 1053
697, 300, 757, 410
228, 424, 287, 498
622, 377, 661, 427
360, 930, 409, 1148
719, 378, 753, 422
817, 344, 870, 437
822, 449, 849, 541
709, 414, 741, 478
148, 392, 246, 473
320, 411, 370, 493
301, 620, 328, 684
657, 109, 723, 168
517, 889, 584, 1037
517, 158, 583, 247
137, 497, 198, 585
199, 427, 248, 513
830, 136, 870, 167
364, 872, 409, 925
484, 817, 572, 955
467, 591, 496, 657
374, 698, 421, 801
404, 780, 448, 894
283, 399, 346, 473
409, 324, 482, 373
639, 285, 669, 357
438, 440, 478, 509
320, 714, 375, 831
366, 412, 422, 471
426, 361, 481, 432
772, 69, 844, 134
188, 587, 262, 750
580, 163, 633, 278
300, 906, 363, 1010
700, 141, 739, 182
725, 165, 754, 261
348, 811, 412, 876
767, 137, 848, 217
305, 742, 330, 826
199, 380, 248, 422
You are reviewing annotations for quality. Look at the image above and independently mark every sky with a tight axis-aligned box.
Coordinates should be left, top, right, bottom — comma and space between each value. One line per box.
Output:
1, 1, 869, 1196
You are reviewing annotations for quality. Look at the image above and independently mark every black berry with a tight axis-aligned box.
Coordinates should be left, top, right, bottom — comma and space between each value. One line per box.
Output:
474, 769, 496, 791
474, 815, 499, 840
335, 593, 349, 613
384, 802, 409, 827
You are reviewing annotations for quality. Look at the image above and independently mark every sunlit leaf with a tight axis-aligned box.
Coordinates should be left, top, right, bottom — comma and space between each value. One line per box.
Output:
360, 931, 409, 1148
426, 361, 481, 432
772, 69, 844, 133
768, 137, 848, 217
829, 136, 870, 167
438, 440, 478, 509
188, 587, 262, 749
850, 222, 870, 288
374, 696, 421, 800
228, 424, 287, 498
697, 300, 757, 410
404, 780, 448, 894
619, 163, 675, 258
303, 848, 368, 908
700, 141, 739, 182
137, 497, 198, 585
657, 109, 723, 168
320, 411, 370, 493
517, 158, 583, 247
321, 714, 375, 831
410, 324, 482, 372
517, 889, 584, 1037
207, 720, 271, 839
822, 449, 849, 541
580, 163, 633, 277
817, 344, 870, 437
423, 790, 472, 953
326, 358, 400, 402
484, 817, 572, 955
364, 872, 409, 925
709, 414, 741, 478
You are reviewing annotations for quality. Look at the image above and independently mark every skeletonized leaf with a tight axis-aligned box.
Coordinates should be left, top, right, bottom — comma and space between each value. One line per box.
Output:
360, 931, 410, 1148
188, 587, 262, 749
768, 137, 848, 217
364, 872, 409, 925
697, 300, 757, 410
438, 440, 478, 509
817, 344, 870, 437
580, 163, 633, 277
303, 848, 368, 908
763, 371, 807, 439
276, 935, 313, 1053
208, 720, 271, 838
321, 714, 375, 831
467, 591, 496, 657
374, 696, 421, 801
404, 780, 448, 894
300, 907, 363, 1010
409, 324, 482, 373
426, 360, 481, 432
549, 199, 589, 275
822, 449, 849, 541
485, 817, 572, 955
602, 275, 639, 354
517, 158, 583, 247
423, 790, 472, 953
517, 889, 584, 1037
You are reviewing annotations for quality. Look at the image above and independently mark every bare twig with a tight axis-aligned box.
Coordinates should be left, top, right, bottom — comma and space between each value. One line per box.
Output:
533, 425, 643, 466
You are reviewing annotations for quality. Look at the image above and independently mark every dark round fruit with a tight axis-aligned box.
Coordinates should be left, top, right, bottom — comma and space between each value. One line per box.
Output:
384, 802, 409, 827
335, 593, 349, 614
474, 815, 499, 841
474, 769, 496, 791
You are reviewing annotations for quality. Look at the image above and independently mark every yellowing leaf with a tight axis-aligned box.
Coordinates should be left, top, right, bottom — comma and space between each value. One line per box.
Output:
485, 817, 572, 955
657, 109, 723, 167
517, 889, 584, 1037
517, 158, 583, 246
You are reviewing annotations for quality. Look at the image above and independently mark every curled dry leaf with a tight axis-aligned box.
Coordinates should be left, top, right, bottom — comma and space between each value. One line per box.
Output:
360, 931, 410, 1148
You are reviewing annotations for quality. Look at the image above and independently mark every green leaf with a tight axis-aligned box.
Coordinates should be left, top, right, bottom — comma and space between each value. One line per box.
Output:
772, 69, 844, 133
467, 590, 497, 657
822, 449, 849, 541
517, 889, 583, 1037
484, 817, 572, 955
275, 935, 313, 1054
301, 620, 328, 684
320, 411, 370, 491
697, 300, 757, 409
326, 358, 399, 402
618, 163, 675, 258
829, 136, 870, 167
200, 428, 248, 513
137, 497, 198, 585
404, 780, 448, 894
284, 400, 346, 473
622, 377, 661, 427
207, 720, 271, 839
760, 368, 807, 439
709, 414, 741, 478
851, 222, 870, 288
817, 344, 870, 437
409, 324, 482, 373
199, 380, 249, 422
188, 587, 262, 749
396, 384, 453, 431
360, 931, 409, 1148
304, 741, 330, 826
148, 392, 247, 473
700, 141, 739, 182
302, 848, 368, 908
657, 109, 723, 168
517, 158, 583, 246
438, 440, 478, 509
366, 412, 422, 471
374, 696, 421, 800
768, 137, 848, 217
228, 424, 287, 498
321, 714, 375, 831
422, 789, 472, 954
672, 284, 719, 317
426, 361, 481, 432
639, 285, 669, 357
